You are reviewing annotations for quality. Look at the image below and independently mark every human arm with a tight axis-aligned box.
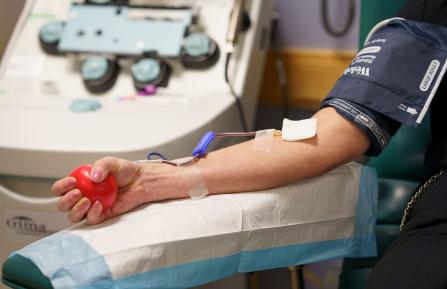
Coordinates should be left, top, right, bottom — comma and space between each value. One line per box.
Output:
194, 107, 370, 194
52, 107, 370, 225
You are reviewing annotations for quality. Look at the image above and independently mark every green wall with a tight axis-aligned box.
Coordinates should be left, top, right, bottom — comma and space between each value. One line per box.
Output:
360, 0, 410, 46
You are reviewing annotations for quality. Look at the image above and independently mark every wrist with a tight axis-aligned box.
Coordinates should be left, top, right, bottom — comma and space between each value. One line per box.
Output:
140, 163, 188, 202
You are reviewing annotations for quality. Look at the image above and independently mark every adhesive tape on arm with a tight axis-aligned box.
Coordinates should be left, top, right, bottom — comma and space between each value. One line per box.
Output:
253, 129, 275, 152
281, 118, 317, 141
179, 165, 209, 200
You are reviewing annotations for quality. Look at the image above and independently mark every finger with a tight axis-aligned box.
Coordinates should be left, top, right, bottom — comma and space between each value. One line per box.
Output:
52, 177, 77, 196
57, 189, 82, 212
90, 157, 121, 183
68, 197, 91, 223
91, 157, 140, 186
86, 201, 106, 225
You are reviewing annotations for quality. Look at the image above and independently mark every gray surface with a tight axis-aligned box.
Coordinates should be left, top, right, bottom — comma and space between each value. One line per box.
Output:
276, 0, 360, 50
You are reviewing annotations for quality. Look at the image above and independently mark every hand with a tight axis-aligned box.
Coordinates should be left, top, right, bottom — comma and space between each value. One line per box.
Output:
52, 157, 185, 225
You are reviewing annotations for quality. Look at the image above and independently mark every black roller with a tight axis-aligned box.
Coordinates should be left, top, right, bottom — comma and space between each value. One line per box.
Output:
81, 57, 120, 93
131, 58, 171, 90
85, 0, 114, 5
180, 32, 220, 69
39, 21, 65, 55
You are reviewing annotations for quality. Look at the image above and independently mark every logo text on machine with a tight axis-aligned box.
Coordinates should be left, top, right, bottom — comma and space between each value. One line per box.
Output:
6, 216, 55, 236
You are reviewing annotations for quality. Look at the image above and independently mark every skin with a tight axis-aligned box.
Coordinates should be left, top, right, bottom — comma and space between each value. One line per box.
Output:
52, 107, 370, 225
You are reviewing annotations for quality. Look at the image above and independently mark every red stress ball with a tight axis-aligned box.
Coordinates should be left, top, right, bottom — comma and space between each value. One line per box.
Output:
70, 165, 118, 210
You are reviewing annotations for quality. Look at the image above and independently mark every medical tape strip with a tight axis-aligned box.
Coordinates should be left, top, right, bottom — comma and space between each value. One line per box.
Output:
178, 163, 209, 200
253, 129, 275, 152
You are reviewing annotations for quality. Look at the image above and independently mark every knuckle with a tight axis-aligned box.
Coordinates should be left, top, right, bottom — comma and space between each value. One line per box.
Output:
105, 208, 113, 219
56, 199, 65, 212
68, 211, 79, 223
51, 181, 58, 193
53, 178, 75, 196
57, 193, 77, 213
86, 216, 97, 226
85, 215, 93, 225
52, 180, 63, 195
86, 211, 99, 225
102, 156, 116, 165
68, 201, 88, 223
93, 156, 118, 173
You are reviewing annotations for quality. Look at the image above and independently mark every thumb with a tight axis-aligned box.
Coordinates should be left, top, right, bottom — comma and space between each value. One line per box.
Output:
90, 157, 140, 186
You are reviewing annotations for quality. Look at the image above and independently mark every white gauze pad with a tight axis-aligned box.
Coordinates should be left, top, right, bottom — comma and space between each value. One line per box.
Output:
281, 118, 317, 141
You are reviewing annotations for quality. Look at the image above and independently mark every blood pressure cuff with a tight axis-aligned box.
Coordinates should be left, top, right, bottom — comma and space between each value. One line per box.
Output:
322, 18, 447, 155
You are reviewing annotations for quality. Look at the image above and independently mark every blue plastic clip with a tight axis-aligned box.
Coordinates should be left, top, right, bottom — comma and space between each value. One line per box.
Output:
192, 131, 216, 158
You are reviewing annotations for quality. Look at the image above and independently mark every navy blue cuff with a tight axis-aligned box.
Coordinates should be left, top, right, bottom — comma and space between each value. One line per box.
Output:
321, 98, 400, 156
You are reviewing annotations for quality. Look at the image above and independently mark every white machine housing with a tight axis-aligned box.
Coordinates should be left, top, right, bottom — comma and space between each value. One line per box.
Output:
0, 0, 275, 283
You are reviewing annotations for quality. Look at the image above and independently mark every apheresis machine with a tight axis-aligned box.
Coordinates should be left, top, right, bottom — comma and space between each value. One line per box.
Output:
0, 0, 274, 269
0, 1, 380, 289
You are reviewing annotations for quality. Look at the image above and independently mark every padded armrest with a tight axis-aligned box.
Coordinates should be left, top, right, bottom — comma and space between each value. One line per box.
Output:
338, 267, 372, 289
367, 122, 432, 182
338, 178, 418, 289
2, 254, 53, 289
376, 178, 418, 224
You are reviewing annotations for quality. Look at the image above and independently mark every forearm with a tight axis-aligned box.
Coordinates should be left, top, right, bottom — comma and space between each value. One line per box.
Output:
198, 107, 369, 194
147, 107, 370, 201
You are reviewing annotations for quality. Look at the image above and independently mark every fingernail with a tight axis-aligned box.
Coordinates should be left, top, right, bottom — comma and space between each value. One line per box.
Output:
90, 171, 102, 182
68, 178, 77, 186
81, 198, 91, 208
93, 201, 102, 211
72, 189, 82, 199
